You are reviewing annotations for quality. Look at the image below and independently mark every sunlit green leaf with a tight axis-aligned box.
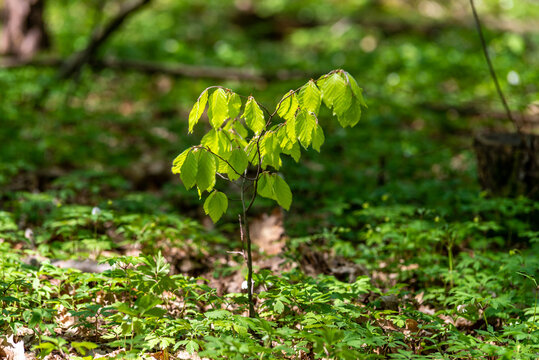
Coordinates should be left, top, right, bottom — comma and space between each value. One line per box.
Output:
261, 132, 282, 170
286, 116, 296, 141
282, 141, 301, 162
243, 97, 265, 134
180, 150, 198, 189
171, 148, 189, 174
228, 92, 242, 119
295, 110, 316, 148
196, 150, 216, 192
216, 130, 232, 155
201, 129, 219, 152
299, 80, 321, 115
227, 147, 248, 180
209, 88, 229, 129
277, 91, 299, 121
233, 121, 249, 139
188, 89, 208, 133
319, 72, 346, 108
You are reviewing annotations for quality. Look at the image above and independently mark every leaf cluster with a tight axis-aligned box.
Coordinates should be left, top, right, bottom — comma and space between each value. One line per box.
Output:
172, 70, 366, 222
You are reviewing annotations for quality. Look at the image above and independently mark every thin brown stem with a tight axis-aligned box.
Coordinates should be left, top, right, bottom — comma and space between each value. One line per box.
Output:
469, 0, 520, 135
198, 146, 256, 181
245, 137, 263, 213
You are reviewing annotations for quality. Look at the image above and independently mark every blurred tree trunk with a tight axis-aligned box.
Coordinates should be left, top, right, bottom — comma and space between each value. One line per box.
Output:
0, 0, 50, 57
474, 133, 539, 199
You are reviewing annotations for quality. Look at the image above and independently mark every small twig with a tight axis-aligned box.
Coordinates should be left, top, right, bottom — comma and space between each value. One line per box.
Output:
198, 146, 256, 181
469, 0, 521, 136
227, 250, 246, 260
245, 137, 263, 213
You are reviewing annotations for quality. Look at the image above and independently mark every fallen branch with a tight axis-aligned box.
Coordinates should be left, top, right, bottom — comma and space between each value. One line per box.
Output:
0, 56, 308, 82
58, 0, 153, 80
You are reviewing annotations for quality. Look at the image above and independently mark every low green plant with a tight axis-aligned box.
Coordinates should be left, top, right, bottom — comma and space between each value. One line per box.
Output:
171, 69, 366, 316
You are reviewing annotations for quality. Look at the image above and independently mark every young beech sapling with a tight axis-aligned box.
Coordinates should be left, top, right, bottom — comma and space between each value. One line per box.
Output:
172, 69, 366, 317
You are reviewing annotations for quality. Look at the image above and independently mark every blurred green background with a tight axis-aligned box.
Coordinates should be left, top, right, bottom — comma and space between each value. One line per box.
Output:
1, 0, 538, 232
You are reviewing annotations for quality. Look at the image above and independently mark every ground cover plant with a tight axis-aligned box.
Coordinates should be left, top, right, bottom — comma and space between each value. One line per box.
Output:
1, 0, 538, 359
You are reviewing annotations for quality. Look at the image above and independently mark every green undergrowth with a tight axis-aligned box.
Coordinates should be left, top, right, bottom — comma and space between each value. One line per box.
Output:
1, 193, 538, 359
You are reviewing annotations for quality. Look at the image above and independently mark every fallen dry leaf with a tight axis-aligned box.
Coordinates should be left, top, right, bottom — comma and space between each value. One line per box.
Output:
250, 209, 285, 256
0, 335, 26, 360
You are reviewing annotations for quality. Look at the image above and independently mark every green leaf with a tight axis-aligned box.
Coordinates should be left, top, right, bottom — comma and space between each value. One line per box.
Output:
227, 148, 248, 180
256, 173, 291, 210
136, 294, 163, 311
203, 191, 228, 222
216, 130, 232, 155
171, 148, 189, 174
277, 91, 299, 121
204, 309, 232, 319
332, 85, 352, 116
143, 306, 167, 318
228, 92, 242, 119
29, 309, 43, 328
261, 132, 282, 170
346, 72, 367, 107
233, 323, 249, 336
196, 150, 216, 193
34, 342, 55, 355
115, 303, 139, 317
260, 133, 273, 158
285, 115, 296, 141
312, 124, 325, 152
186, 340, 199, 354
233, 121, 248, 139
273, 299, 285, 314
217, 158, 229, 173
201, 129, 219, 152
257, 173, 276, 200
299, 80, 321, 115
188, 89, 208, 133
295, 110, 316, 148
282, 141, 301, 162
243, 96, 265, 134
180, 150, 198, 189
273, 175, 292, 210
209, 88, 229, 129
337, 96, 361, 128
71, 341, 98, 356
319, 72, 348, 111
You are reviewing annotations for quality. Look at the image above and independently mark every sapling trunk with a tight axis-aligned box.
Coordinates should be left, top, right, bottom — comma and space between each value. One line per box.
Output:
240, 175, 256, 317
242, 211, 255, 318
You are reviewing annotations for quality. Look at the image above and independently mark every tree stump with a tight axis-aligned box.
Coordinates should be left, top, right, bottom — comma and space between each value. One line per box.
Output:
0, 0, 50, 58
474, 132, 539, 199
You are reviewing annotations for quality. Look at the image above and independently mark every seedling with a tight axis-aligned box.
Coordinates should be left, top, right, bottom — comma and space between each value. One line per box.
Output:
172, 69, 367, 317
